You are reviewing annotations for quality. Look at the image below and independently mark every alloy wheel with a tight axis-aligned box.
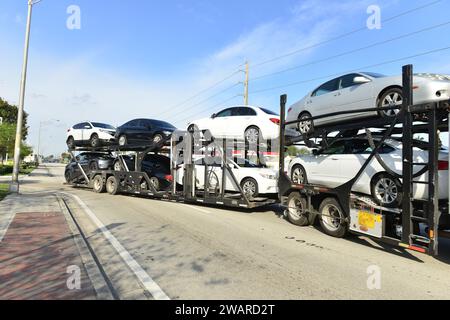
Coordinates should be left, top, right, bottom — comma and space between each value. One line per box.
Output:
245, 128, 259, 144
292, 167, 306, 184
374, 178, 398, 205
381, 92, 403, 117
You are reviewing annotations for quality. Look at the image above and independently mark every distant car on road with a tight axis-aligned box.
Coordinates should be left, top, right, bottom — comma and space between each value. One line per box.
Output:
115, 119, 177, 146
65, 152, 114, 183
288, 136, 449, 208
176, 156, 278, 198
113, 153, 173, 191
287, 72, 450, 134
187, 106, 283, 144
67, 122, 116, 149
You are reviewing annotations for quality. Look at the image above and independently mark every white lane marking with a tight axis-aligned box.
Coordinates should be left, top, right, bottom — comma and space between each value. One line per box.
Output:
61, 192, 170, 300
0, 203, 16, 242
184, 204, 211, 214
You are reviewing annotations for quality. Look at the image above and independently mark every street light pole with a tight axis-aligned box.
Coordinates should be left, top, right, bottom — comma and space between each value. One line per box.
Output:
11, 0, 40, 193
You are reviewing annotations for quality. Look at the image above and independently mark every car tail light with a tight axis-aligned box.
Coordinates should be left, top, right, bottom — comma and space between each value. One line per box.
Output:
438, 160, 448, 171
270, 118, 280, 125
165, 175, 173, 181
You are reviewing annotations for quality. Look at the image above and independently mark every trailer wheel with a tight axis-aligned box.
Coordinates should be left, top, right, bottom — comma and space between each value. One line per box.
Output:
106, 176, 119, 195
286, 193, 310, 226
92, 175, 105, 193
319, 198, 348, 238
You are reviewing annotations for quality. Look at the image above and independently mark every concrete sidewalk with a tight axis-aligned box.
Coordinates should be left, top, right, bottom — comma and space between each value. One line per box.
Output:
0, 193, 113, 300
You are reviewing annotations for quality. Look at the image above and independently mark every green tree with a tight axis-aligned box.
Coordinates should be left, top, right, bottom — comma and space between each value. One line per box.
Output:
0, 98, 29, 140
0, 123, 16, 162
20, 143, 33, 159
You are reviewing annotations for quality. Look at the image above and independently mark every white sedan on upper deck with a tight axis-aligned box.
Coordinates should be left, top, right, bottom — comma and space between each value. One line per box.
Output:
287, 72, 450, 134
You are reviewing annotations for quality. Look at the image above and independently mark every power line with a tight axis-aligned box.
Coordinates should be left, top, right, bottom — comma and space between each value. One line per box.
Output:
251, 0, 443, 69
250, 45, 450, 94
251, 20, 450, 82
175, 94, 241, 126
170, 82, 241, 122
158, 68, 241, 117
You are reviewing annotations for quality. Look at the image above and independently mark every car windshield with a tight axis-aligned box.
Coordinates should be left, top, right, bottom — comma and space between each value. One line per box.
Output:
361, 72, 386, 78
150, 120, 176, 129
232, 158, 265, 168
92, 122, 115, 130
260, 108, 279, 116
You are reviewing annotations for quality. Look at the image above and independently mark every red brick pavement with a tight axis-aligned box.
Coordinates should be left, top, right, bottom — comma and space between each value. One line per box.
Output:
0, 211, 97, 300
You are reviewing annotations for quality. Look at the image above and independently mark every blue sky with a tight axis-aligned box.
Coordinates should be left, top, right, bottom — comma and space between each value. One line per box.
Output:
1, 0, 450, 155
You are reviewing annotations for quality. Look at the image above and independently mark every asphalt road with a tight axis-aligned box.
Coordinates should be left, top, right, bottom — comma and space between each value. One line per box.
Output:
13, 164, 450, 300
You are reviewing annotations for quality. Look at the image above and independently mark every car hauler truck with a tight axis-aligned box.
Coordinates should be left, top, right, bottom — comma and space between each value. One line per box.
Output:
278, 65, 450, 256
65, 64, 450, 257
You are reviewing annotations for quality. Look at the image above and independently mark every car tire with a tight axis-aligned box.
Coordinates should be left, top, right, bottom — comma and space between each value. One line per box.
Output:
153, 134, 163, 144
67, 137, 75, 150
241, 177, 259, 198
92, 175, 105, 193
64, 170, 72, 183
90, 134, 101, 148
378, 88, 403, 118
113, 160, 123, 171
106, 176, 119, 195
118, 135, 127, 146
371, 173, 402, 208
149, 177, 160, 191
89, 161, 99, 171
286, 193, 310, 226
244, 126, 261, 145
319, 198, 348, 238
297, 112, 314, 135
291, 165, 308, 185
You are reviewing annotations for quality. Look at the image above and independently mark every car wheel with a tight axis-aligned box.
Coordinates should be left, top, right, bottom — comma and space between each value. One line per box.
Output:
291, 165, 307, 185
241, 178, 259, 198
371, 173, 402, 208
378, 88, 403, 118
319, 198, 348, 238
149, 177, 160, 191
92, 175, 105, 193
286, 193, 310, 226
64, 170, 72, 183
140, 179, 149, 191
89, 161, 99, 171
153, 134, 163, 144
118, 135, 127, 146
106, 176, 119, 195
67, 137, 75, 150
244, 126, 261, 145
113, 160, 123, 171
90, 134, 101, 148
297, 112, 314, 135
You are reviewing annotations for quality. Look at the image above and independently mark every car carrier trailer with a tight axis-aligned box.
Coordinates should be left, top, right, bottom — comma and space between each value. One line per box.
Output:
66, 131, 276, 209
278, 64, 450, 256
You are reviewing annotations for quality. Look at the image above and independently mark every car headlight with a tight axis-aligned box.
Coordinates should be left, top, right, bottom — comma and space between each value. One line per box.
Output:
260, 173, 277, 180
163, 131, 172, 135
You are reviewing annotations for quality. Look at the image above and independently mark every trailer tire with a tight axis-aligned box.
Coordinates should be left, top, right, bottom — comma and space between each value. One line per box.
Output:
106, 176, 119, 195
319, 198, 348, 238
92, 175, 105, 193
286, 193, 310, 226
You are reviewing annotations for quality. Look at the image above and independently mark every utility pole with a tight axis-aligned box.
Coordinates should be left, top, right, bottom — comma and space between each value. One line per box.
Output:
243, 61, 249, 105
37, 119, 60, 163
11, 0, 40, 193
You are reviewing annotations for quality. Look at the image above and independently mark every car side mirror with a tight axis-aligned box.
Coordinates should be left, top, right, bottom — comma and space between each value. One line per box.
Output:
211, 113, 217, 119
312, 149, 320, 156
353, 76, 371, 84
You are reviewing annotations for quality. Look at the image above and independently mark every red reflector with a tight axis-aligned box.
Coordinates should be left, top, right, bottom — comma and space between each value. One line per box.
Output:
438, 161, 449, 171
270, 118, 280, 125
165, 175, 173, 182
409, 246, 426, 254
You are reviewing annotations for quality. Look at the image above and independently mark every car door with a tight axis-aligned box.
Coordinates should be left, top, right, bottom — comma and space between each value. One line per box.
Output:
306, 140, 346, 187
72, 123, 84, 142
126, 120, 142, 143
139, 120, 154, 143
334, 73, 375, 120
306, 78, 340, 117
236, 107, 257, 138
81, 122, 93, 142
210, 108, 233, 137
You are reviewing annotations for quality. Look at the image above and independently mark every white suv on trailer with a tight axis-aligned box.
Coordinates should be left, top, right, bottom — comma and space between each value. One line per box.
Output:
67, 122, 116, 149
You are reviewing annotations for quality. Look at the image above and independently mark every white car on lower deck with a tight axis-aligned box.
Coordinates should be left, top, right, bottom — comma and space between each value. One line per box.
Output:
288, 137, 449, 208
176, 157, 278, 198
287, 72, 450, 134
